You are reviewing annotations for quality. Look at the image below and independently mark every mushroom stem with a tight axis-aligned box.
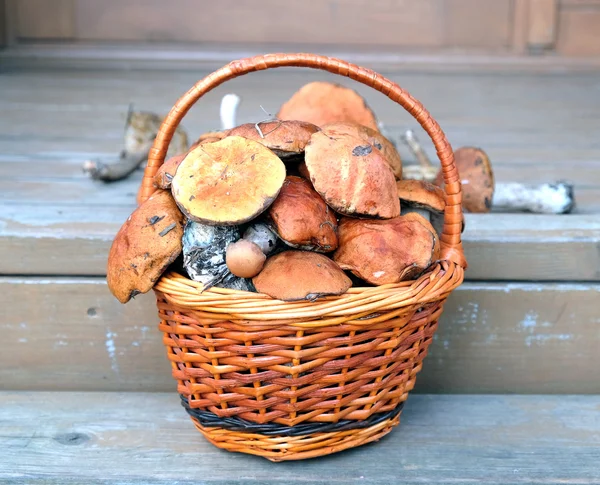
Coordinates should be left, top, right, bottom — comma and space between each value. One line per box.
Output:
82, 149, 149, 182
402, 129, 433, 168
220, 94, 241, 130
491, 182, 575, 214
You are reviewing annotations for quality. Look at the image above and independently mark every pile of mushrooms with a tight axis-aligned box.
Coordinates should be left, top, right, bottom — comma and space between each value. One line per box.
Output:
107, 82, 446, 304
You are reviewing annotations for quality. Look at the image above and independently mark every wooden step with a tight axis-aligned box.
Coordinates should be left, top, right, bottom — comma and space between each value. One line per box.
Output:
1, 68, 599, 281
1, 392, 598, 484
2, 278, 599, 393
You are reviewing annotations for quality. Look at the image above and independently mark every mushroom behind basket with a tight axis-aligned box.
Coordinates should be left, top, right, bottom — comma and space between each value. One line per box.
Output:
120, 54, 467, 462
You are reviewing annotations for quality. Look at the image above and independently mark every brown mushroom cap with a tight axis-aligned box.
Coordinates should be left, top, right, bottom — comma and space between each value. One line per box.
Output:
277, 82, 379, 131
226, 239, 266, 278
253, 250, 351, 301
434, 147, 494, 213
396, 179, 446, 213
333, 214, 439, 285
322, 122, 402, 179
171, 136, 286, 226
191, 130, 228, 149
153, 153, 186, 189
226, 120, 320, 159
304, 127, 400, 219
107, 190, 184, 303
268, 176, 338, 252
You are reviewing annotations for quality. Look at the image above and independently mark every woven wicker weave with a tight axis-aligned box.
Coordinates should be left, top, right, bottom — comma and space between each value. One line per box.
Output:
137, 53, 467, 461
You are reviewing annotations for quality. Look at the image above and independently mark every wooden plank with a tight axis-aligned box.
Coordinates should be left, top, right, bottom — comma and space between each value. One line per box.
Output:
556, 7, 600, 55
4, 42, 600, 72
74, 0, 444, 47
511, 0, 530, 53
14, 0, 74, 40
2, 278, 600, 393
527, 0, 558, 52
1, 392, 599, 484
1, 208, 599, 280
0, 0, 6, 47
444, 0, 512, 49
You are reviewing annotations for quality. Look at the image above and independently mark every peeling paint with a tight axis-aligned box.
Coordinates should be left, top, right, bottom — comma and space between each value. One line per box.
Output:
520, 312, 538, 330
525, 334, 573, 347
105, 331, 119, 374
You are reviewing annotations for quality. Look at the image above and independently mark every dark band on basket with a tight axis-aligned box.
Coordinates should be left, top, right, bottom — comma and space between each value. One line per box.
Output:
180, 395, 404, 437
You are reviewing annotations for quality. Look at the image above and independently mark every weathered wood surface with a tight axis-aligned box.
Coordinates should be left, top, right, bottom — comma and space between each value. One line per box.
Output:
0, 69, 599, 280
2, 278, 599, 393
1, 392, 598, 484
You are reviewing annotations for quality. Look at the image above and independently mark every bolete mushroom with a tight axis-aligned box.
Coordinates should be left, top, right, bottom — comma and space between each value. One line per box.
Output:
226, 120, 320, 160
268, 176, 338, 252
226, 240, 266, 278
153, 153, 187, 189
182, 221, 253, 291
304, 127, 400, 219
242, 223, 279, 255
277, 81, 379, 131
171, 136, 286, 225
434, 147, 575, 214
397, 179, 446, 236
253, 250, 351, 301
333, 214, 440, 285
107, 189, 184, 303
321, 122, 403, 179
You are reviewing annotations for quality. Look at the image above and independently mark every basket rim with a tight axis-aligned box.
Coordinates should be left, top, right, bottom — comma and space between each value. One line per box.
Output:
153, 260, 463, 326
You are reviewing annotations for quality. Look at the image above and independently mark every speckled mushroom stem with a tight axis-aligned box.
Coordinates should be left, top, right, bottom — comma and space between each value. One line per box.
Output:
220, 94, 240, 130
137, 53, 467, 270
401, 129, 439, 182
492, 181, 575, 214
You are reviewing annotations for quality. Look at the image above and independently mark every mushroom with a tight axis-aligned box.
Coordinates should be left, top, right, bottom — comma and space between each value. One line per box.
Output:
304, 126, 400, 219
400, 129, 440, 182
333, 214, 440, 285
397, 179, 447, 236
268, 176, 338, 252
321, 122, 402, 179
83, 106, 189, 183
226, 120, 320, 160
253, 251, 351, 301
403, 131, 575, 214
242, 223, 279, 255
226, 240, 266, 278
434, 147, 575, 214
182, 221, 253, 291
153, 153, 187, 189
277, 81, 379, 131
107, 189, 185, 303
171, 136, 286, 225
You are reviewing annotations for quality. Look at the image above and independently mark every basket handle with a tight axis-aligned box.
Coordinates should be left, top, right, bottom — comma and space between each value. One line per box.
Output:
138, 53, 467, 269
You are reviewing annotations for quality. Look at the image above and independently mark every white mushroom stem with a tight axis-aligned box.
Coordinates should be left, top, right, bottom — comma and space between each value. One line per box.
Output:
402, 129, 433, 168
491, 182, 575, 214
220, 94, 240, 130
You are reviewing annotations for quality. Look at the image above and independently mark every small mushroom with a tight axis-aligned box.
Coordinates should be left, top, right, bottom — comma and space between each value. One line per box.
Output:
397, 179, 446, 236
434, 147, 575, 214
171, 136, 286, 225
182, 221, 253, 291
321, 122, 403, 179
226, 120, 320, 159
153, 153, 187, 189
333, 214, 439, 285
253, 251, 351, 301
304, 127, 400, 219
242, 223, 279, 255
268, 176, 338, 252
226, 240, 266, 278
277, 81, 379, 131
107, 190, 184, 303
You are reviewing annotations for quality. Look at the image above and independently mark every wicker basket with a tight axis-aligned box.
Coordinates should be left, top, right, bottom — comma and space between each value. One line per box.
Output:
137, 53, 467, 462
